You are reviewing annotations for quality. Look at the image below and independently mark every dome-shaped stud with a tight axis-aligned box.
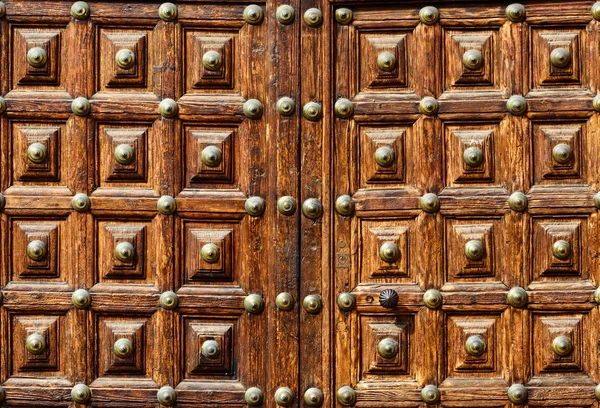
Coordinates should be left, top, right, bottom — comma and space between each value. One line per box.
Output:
594, 286, 600, 304
159, 291, 178, 310
277, 196, 297, 216
72, 288, 92, 309
594, 94, 600, 112
303, 295, 322, 314
245, 387, 264, 406
507, 287, 528, 308
379, 242, 400, 263
595, 192, 600, 209
506, 95, 527, 116
157, 386, 177, 406
595, 383, 600, 400
507, 384, 527, 405
244, 293, 265, 314
0, 386, 4, 402
337, 386, 357, 406
552, 335, 572, 357
550, 47, 571, 69
337, 292, 356, 312
200, 145, 222, 168
71, 1, 90, 20
506, 3, 526, 22
157, 195, 176, 215
158, 2, 177, 21
377, 51, 397, 72
465, 335, 486, 356
423, 289, 442, 310
421, 385, 441, 404
27, 240, 47, 261
593, 2, 600, 21
335, 195, 354, 216
245, 196, 266, 217
276, 292, 295, 311
276, 97, 296, 116
462, 49, 483, 71
377, 337, 399, 359
244, 4, 264, 24
202, 50, 222, 71
159, 98, 178, 118
71, 97, 91, 117
113, 338, 134, 358
114, 144, 135, 165
201, 339, 221, 359
114, 241, 135, 262
276, 5, 295, 24
115, 48, 135, 69
26, 333, 46, 355
335, 8, 353, 25
303, 101, 322, 121
0, 96, 6, 114
335, 98, 354, 119
419, 96, 439, 116
552, 239, 571, 260
508, 192, 528, 212
419, 6, 440, 25
463, 146, 483, 167
71, 384, 91, 404
27, 47, 48, 68
0, 2, 5, 18
243, 99, 263, 119
302, 198, 323, 220
304, 387, 324, 407
72, 193, 91, 212
420, 193, 440, 213
552, 143, 572, 164
0, 193, 5, 211
374, 146, 395, 168
379, 289, 399, 309
464, 239, 485, 261
200, 243, 220, 264
304, 8, 323, 28
275, 387, 294, 406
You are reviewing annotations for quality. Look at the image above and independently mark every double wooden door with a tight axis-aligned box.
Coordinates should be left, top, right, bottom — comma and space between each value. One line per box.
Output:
1, 0, 600, 407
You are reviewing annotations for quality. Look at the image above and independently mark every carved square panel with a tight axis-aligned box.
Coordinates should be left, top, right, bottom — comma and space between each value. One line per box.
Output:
532, 29, 583, 88
185, 126, 235, 186
445, 124, 497, 185
184, 222, 235, 282
183, 318, 235, 378
98, 28, 151, 90
12, 220, 61, 280
533, 122, 584, 185
11, 314, 64, 376
533, 313, 584, 375
532, 219, 582, 279
359, 126, 407, 186
13, 27, 62, 87
445, 219, 496, 281
359, 32, 408, 91
12, 122, 63, 184
97, 317, 150, 377
360, 315, 412, 378
99, 222, 148, 281
361, 220, 412, 281
444, 30, 497, 89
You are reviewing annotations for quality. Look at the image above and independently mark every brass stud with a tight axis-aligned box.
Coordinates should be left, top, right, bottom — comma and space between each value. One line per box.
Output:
507, 384, 527, 405
303, 102, 322, 121
202, 50, 223, 71
335, 195, 354, 216
244, 293, 265, 314
27, 240, 47, 261
421, 385, 441, 404
419, 96, 439, 116
158, 2, 177, 21
374, 146, 395, 168
244, 4, 264, 25
550, 47, 571, 68
337, 386, 357, 406
243, 99, 263, 119
304, 387, 324, 407
0, 386, 4, 402
115, 48, 135, 69
379, 242, 400, 263
379, 289, 399, 309
377, 337, 399, 359
71, 1, 90, 20
463, 146, 483, 167
245, 196, 266, 217
505, 3, 526, 22
465, 335, 486, 356
26, 333, 46, 355
71, 97, 91, 117
507, 287, 528, 308
275, 387, 294, 406
160, 291, 178, 310
464, 239, 485, 261
420, 193, 440, 213
552, 335, 572, 357
552, 143, 572, 164
0, 2, 5, 18
157, 195, 176, 215
595, 383, 600, 400
159, 98, 178, 118
0, 96, 6, 114
276, 97, 296, 116
594, 94, 600, 112
377, 51, 397, 72
277, 196, 297, 216
201, 339, 221, 359
72, 193, 91, 212
593, 2, 600, 21
508, 192, 528, 212
276, 292, 295, 311
0, 193, 5, 211
337, 292, 356, 312
335, 8, 353, 25
302, 198, 323, 220
157, 386, 177, 406
276, 5, 295, 24
200, 243, 220, 264
552, 239, 571, 260
27, 47, 48, 68
335, 98, 354, 119
304, 8, 323, 28
303, 294, 322, 314
462, 49, 483, 70
114, 241, 135, 262
72, 289, 92, 309
419, 6, 440, 25
71, 384, 91, 404
200, 145, 222, 168
113, 338, 134, 358
423, 289, 442, 310
114, 144, 135, 166
594, 286, 600, 303
245, 387, 264, 406
506, 95, 527, 116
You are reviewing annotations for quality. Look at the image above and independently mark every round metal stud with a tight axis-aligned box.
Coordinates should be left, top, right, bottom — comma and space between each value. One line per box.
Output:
506, 3, 526, 22
244, 4, 264, 25
159, 98, 178, 118
114, 144, 135, 165
27, 240, 47, 261
71, 1, 90, 20
304, 8, 323, 28
160, 291, 178, 310
245, 387, 264, 406
243, 99, 263, 119
244, 293, 265, 315
464, 239, 485, 261
71, 97, 91, 117
72, 193, 91, 212
377, 51, 397, 72
200, 145, 222, 168
157, 195, 176, 215
506, 95, 527, 116
276, 292, 295, 311
302, 198, 323, 220
419, 6, 440, 25
27, 47, 48, 68
72, 289, 91, 309
0, 386, 4, 402
113, 338, 134, 358
304, 387, 324, 407
419, 96, 439, 116
157, 386, 177, 406
276, 5, 295, 24
202, 50, 222, 71
463, 146, 483, 167
335, 8, 353, 25
158, 2, 177, 22
507, 287, 528, 308
552, 239, 571, 260
595, 286, 600, 304
420, 193, 440, 213
552, 335, 572, 357
275, 387, 294, 406
115, 48, 135, 69
114, 241, 135, 262
303, 295, 322, 314
379, 289, 399, 309
201, 339, 221, 359
593, 2, 600, 21
374, 146, 395, 168
277, 196, 297, 216
337, 292, 356, 312
594, 94, 600, 112
245, 196, 266, 217
0, 97, 6, 114
337, 386, 357, 406
303, 102, 322, 121
0, 193, 5, 211
421, 385, 441, 404
276, 97, 296, 116
507, 384, 528, 405
26, 333, 46, 355
465, 335, 486, 357
552, 143, 572, 164
0, 2, 5, 18
462, 49, 483, 70
71, 384, 91, 404
335, 98, 354, 119
379, 242, 400, 263
377, 337, 399, 359
335, 195, 354, 216
508, 192, 528, 212
200, 243, 220, 264
595, 383, 600, 400
550, 47, 571, 69
423, 289, 442, 310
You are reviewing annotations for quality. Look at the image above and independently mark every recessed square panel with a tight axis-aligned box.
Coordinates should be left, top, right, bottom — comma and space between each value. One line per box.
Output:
12, 220, 62, 280
12, 122, 64, 185
359, 126, 407, 186
445, 219, 496, 281
445, 123, 497, 186
533, 313, 584, 375
533, 122, 584, 185
12, 27, 62, 87
183, 318, 235, 378
444, 30, 498, 89
359, 32, 409, 91
532, 219, 582, 279
531, 28, 585, 88
361, 220, 414, 282
183, 222, 236, 283
185, 126, 235, 186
